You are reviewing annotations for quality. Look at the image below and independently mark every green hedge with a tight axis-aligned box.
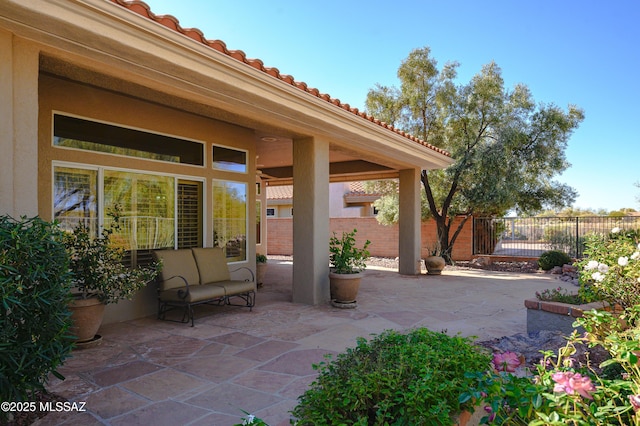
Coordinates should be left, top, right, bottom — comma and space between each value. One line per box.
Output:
0, 216, 74, 416
291, 328, 490, 425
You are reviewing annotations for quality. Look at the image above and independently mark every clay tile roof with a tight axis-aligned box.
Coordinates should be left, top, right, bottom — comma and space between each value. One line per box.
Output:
347, 182, 381, 197
109, 0, 450, 158
266, 185, 293, 200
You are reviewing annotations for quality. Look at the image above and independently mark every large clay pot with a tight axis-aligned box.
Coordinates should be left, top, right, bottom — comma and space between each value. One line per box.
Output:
424, 256, 446, 275
329, 272, 362, 303
256, 262, 268, 287
68, 296, 106, 343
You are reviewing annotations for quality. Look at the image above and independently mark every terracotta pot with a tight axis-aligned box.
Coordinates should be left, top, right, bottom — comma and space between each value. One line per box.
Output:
256, 263, 267, 287
424, 256, 446, 275
68, 296, 106, 343
452, 402, 483, 426
329, 272, 362, 303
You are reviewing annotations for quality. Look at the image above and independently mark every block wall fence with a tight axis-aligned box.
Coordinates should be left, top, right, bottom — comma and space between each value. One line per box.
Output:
266, 216, 473, 261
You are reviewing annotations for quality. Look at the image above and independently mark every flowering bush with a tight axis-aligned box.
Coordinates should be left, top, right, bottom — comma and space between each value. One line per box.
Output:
63, 209, 160, 304
464, 310, 640, 425
578, 228, 640, 309
463, 228, 640, 425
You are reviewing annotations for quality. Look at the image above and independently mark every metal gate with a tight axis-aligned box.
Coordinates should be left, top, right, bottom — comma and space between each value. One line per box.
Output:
473, 216, 640, 258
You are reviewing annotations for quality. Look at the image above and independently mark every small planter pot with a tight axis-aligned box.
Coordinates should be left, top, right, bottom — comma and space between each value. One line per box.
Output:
329, 272, 362, 303
424, 256, 446, 275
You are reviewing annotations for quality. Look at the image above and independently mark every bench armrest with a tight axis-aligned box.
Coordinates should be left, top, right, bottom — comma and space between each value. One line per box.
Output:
229, 266, 255, 283
162, 275, 191, 299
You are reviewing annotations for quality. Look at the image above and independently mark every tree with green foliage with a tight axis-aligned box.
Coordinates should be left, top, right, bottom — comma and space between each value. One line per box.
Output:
366, 47, 584, 262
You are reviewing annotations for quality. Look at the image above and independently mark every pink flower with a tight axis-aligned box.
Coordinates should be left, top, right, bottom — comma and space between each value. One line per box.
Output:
552, 371, 596, 399
483, 405, 495, 422
630, 395, 640, 411
493, 351, 521, 373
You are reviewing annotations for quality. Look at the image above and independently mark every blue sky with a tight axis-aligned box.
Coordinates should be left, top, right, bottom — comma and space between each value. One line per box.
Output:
145, 0, 639, 212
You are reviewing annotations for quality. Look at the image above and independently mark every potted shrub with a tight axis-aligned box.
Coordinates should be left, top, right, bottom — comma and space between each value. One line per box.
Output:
290, 328, 490, 425
256, 253, 268, 288
424, 241, 446, 275
329, 229, 370, 304
63, 210, 159, 343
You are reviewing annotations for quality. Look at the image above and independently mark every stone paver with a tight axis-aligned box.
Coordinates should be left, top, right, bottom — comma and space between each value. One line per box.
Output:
38, 261, 560, 426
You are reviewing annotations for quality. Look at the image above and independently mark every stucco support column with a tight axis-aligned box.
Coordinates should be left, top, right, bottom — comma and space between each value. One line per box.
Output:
398, 168, 422, 275
292, 137, 330, 304
0, 34, 39, 217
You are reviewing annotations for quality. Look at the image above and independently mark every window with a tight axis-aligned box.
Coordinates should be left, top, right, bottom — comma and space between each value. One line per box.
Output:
54, 114, 204, 166
54, 166, 98, 234
103, 170, 175, 251
212, 145, 247, 173
212, 180, 247, 262
178, 180, 203, 248
266, 208, 275, 217
53, 165, 203, 266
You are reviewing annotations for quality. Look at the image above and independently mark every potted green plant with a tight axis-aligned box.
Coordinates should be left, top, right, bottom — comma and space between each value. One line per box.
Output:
424, 240, 446, 275
64, 210, 159, 343
329, 229, 370, 305
256, 253, 268, 288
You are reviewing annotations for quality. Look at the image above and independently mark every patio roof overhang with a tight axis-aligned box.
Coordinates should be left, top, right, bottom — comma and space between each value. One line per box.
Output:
0, 0, 453, 182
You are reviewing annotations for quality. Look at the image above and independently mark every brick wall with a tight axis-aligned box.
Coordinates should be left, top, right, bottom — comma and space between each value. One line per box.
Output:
266, 216, 473, 261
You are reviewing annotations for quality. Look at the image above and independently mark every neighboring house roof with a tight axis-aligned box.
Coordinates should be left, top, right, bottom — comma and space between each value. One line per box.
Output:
266, 185, 293, 201
110, 0, 449, 158
267, 182, 381, 204
345, 182, 382, 204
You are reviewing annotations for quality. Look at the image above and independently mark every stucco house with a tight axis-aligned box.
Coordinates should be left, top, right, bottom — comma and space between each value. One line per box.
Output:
0, 0, 453, 323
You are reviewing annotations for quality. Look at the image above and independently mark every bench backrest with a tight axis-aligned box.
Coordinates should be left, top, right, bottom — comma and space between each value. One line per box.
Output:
153, 247, 232, 291
191, 247, 231, 284
153, 249, 200, 291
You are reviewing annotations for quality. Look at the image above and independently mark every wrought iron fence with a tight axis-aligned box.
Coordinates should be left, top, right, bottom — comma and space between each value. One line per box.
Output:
473, 216, 640, 258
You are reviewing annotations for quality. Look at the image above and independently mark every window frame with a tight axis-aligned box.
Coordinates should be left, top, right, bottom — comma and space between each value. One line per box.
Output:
52, 161, 207, 251
212, 179, 249, 264
52, 111, 206, 168
212, 143, 249, 174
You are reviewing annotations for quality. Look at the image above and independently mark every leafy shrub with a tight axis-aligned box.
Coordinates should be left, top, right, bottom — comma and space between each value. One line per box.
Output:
63, 211, 160, 304
577, 228, 640, 309
329, 228, 371, 274
538, 250, 572, 271
290, 328, 490, 425
0, 216, 74, 417
535, 286, 588, 304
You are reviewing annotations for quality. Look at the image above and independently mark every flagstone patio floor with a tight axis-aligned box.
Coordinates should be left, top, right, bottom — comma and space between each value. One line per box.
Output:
36, 260, 559, 426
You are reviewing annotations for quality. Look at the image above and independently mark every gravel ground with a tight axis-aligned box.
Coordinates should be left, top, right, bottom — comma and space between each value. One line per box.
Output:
364, 256, 540, 273
270, 255, 540, 274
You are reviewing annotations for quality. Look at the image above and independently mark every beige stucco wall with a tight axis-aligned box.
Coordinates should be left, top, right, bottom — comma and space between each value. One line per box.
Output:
0, 34, 40, 217
38, 74, 258, 323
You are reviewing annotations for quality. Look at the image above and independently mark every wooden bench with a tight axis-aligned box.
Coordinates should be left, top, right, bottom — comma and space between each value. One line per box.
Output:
152, 247, 256, 326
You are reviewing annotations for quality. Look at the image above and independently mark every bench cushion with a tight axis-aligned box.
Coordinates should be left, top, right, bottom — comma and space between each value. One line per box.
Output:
213, 280, 257, 294
153, 249, 200, 290
191, 247, 230, 284
159, 283, 226, 303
